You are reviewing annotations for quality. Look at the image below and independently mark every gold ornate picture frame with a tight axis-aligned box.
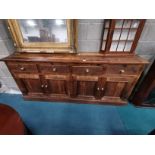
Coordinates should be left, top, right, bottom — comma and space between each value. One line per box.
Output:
7, 19, 76, 53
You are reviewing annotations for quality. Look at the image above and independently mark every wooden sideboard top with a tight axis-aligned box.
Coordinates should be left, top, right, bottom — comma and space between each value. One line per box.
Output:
1, 52, 149, 65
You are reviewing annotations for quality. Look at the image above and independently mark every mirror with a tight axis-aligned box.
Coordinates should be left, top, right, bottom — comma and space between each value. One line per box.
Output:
18, 19, 68, 43
7, 19, 75, 53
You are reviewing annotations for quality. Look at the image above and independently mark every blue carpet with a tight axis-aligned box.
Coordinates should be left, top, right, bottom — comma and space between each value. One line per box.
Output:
116, 104, 155, 134
0, 93, 155, 135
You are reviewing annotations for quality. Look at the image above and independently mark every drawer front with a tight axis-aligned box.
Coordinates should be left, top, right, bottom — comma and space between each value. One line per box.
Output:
105, 64, 142, 75
39, 63, 70, 74
72, 66, 104, 75
7, 62, 38, 73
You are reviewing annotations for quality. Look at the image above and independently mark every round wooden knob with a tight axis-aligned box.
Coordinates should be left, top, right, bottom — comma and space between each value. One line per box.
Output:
52, 68, 56, 72
44, 84, 48, 88
120, 69, 125, 73
86, 69, 89, 73
41, 85, 44, 88
97, 87, 100, 91
101, 88, 104, 91
20, 67, 25, 71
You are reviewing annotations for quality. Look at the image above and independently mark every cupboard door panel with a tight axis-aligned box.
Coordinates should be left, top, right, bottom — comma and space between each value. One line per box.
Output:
72, 75, 99, 99
42, 75, 70, 97
102, 76, 136, 101
14, 73, 44, 95
46, 80, 68, 95
113, 82, 126, 97
77, 81, 97, 96
22, 79, 43, 94
14, 78, 27, 95
104, 81, 126, 97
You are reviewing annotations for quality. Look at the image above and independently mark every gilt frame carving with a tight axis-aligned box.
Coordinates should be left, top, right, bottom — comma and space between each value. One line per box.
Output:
7, 19, 76, 53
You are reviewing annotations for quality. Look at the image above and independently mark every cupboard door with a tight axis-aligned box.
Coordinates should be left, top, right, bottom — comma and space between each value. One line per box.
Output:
14, 78, 28, 95
71, 75, 100, 99
14, 74, 44, 95
103, 81, 127, 98
23, 79, 43, 95
101, 76, 136, 101
41, 74, 70, 97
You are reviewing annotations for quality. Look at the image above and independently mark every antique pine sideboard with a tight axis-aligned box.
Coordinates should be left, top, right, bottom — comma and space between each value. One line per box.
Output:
1, 19, 149, 105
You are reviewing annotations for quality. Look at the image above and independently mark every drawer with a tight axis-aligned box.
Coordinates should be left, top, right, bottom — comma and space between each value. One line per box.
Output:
72, 66, 104, 75
105, 64, 143, 75
7, 62, 38, 73
39, 63, 70, 74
